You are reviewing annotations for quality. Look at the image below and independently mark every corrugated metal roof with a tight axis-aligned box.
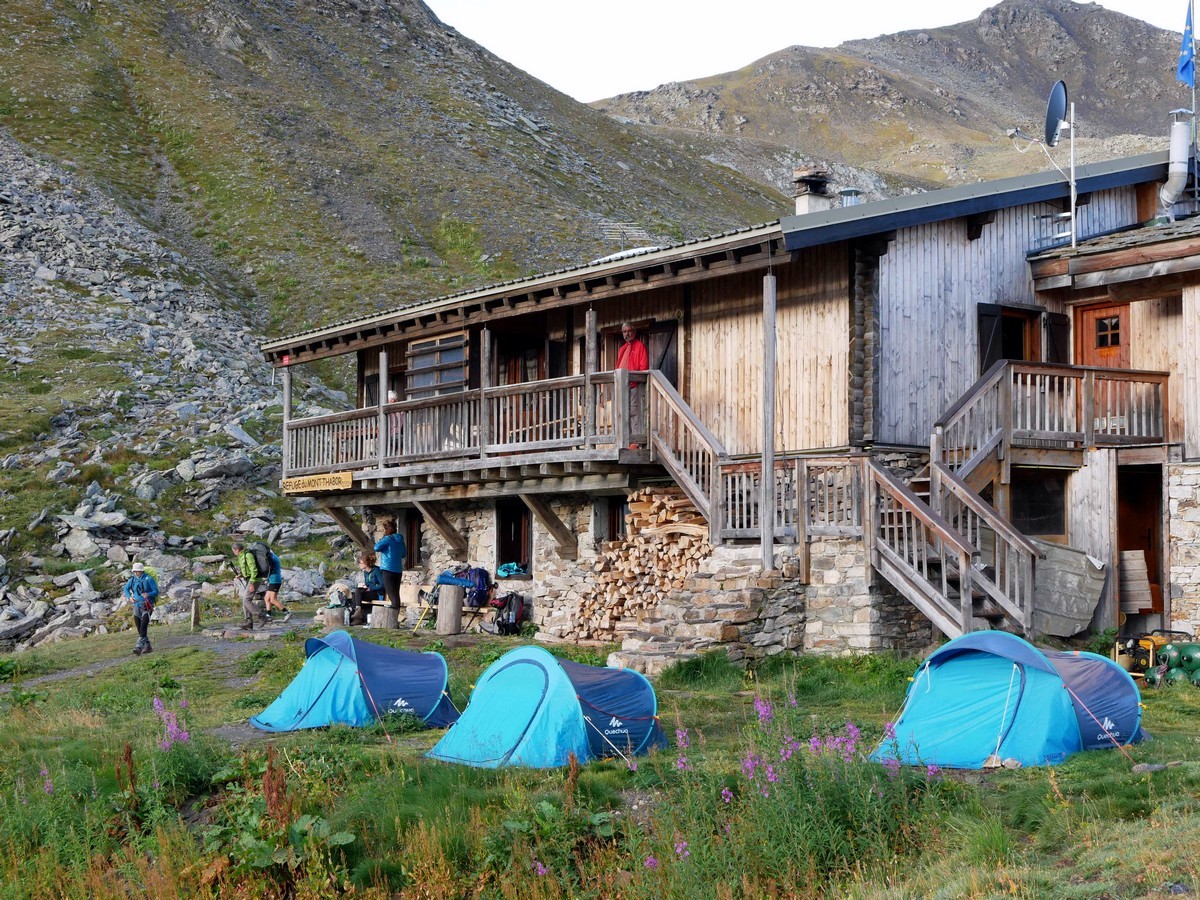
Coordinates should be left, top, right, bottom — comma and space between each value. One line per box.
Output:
262, 150, 1171, 357
261, 221, 779, 353
781, 151, 1169, 250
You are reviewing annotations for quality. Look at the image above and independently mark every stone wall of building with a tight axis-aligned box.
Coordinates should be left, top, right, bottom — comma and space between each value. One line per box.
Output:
1168, 463, 1200, 636
365, 495, 600, 635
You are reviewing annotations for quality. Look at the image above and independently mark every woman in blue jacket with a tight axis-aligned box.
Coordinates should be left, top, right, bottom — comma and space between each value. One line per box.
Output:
374, 517, 407, 610
351, 550, 384, 625
123, 561, 159, 655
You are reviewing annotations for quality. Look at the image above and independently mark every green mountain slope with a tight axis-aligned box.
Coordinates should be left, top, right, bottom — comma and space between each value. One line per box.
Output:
0, 0, 788, 335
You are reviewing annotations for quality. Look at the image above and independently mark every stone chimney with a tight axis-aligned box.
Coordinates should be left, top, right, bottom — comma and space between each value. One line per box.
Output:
792, 166, 833, 215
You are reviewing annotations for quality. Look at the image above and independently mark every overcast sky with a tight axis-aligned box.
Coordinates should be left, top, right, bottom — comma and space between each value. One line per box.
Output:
424, 0, 1190, 102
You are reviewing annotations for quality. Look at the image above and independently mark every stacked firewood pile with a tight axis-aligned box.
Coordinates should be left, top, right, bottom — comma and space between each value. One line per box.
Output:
578, 486, 712, 640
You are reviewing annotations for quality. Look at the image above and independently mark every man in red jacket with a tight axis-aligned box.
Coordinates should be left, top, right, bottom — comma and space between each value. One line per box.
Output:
616, 322, 649, 449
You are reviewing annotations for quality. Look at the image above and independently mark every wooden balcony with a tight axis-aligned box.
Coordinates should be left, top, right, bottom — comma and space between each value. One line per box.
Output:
282, 371, 653, 495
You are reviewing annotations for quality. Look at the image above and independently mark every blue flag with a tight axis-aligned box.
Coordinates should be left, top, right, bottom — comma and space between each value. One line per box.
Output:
1179, 2, 1195, 88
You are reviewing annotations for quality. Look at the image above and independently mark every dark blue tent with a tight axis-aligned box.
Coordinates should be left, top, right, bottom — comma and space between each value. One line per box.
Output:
427, 646, 666, 768
872, 632, 1144, 769
251, 631, 458, 732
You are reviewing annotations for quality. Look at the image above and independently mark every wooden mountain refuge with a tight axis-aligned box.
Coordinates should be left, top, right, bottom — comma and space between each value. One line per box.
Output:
262, 151, 1200, 664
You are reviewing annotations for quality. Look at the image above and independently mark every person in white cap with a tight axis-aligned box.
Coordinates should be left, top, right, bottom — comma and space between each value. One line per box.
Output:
122, 561, 159, 655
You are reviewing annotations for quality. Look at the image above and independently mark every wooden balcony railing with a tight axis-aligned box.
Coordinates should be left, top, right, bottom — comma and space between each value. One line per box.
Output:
284, 370, 649, 477
933, 360, 1169, 475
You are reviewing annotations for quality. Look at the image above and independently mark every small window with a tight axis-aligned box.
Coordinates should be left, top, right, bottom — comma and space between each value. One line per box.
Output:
594, 496, 629, 543
406, 333, 466, 399
497, 498, 532, 576
1011, 470, 1067, 538
1096, 316, 1121, 349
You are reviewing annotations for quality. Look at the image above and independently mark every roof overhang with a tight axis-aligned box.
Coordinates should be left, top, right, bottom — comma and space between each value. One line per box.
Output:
262, 223, 786, 367
781, 151, 1169, 251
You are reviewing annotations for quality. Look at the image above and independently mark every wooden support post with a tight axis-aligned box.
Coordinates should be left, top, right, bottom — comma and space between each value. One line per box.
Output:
480, 326, 491, 458
797, 459, 810, 583
1082, 370, 1096, 448
519, 493, 578, 559
614, 368, 630, 449
413, 501, 468, 556
377, 347, 388, 470
761, 272, 777, 570
585, 308, 597, 444
281, 366, 292, 479
437, 585, 465, 635
959, 549, 974, 634
861, 458, 875, 588
323, 506, 373, 550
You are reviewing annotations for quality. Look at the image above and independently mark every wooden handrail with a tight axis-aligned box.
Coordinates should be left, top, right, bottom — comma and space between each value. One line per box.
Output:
647, 371, 728, 456
934, 359, 1009, 429
867, 462, 975, 557
933, 463, 1042, 558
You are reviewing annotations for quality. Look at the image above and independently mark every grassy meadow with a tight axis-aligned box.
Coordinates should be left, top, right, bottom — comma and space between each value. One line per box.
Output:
2, 622, 1199, 899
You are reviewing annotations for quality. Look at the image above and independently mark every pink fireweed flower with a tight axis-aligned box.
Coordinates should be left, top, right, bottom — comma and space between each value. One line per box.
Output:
676, 755, 690, 771
532, 860, 548, 876
766, 765, 779, 784
43, 778, 54, 795
627, 759, 638, 773
179, 689, 188, 710
675, 728, 690, 749
884, 721, 897, 741
808, 735, 824, 754
152, 696, 165, 716
927, 764, 941, 778
788, 692, 798, 707
753, 696, 773, 725
883, 757, 901, 780
644, 856, 658, 870
741, 752, 761, 780
674, 840, 690, 859
721, 787, 734, 804
760, 787, 771, 798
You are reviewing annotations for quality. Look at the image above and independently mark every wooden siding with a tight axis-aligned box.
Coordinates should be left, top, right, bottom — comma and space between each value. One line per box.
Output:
878, 188, 1139, 446
1065, 448, 1118, 628
1129, 295, 1190, 450
688, 247, 849, 455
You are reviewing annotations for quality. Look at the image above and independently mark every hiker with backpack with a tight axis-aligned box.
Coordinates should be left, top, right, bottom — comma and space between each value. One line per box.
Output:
232, 540, 273, 630
123, 561, 159, 655
262, 548, 291, 622
373, 517, 407, 610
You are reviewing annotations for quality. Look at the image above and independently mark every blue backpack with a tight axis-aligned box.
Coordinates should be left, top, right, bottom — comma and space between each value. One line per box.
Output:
466, 567, 492, 608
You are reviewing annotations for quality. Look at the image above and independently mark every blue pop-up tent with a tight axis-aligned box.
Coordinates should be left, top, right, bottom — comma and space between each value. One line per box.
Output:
250, 631, 458, 732
872, 632, 1144, 769
427, 646, 666, 768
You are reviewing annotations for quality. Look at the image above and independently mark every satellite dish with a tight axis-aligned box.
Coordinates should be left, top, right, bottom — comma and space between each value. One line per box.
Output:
1045, 80, 1068, 147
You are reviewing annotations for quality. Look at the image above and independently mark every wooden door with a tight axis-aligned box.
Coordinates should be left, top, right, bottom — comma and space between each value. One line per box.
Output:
1117, 465, 1163, 614
1075, 303, 1131, 369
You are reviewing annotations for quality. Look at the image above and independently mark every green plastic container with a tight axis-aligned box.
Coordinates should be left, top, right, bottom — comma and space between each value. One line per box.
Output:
1164, 666, 1190, 684
1178, 643, 1200, 672
1189, 669, 1200, 687
1160, 644, 1182, 668
1144, 669, 1160, 686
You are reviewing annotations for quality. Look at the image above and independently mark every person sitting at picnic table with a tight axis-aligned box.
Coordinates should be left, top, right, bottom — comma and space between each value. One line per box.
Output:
123, 561, 159, 656
351, 550, 384, 626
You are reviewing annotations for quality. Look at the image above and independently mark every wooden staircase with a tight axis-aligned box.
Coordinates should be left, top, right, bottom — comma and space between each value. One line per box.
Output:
643, 360, 1168, 641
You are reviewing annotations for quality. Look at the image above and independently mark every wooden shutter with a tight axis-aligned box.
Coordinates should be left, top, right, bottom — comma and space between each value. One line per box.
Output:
977, 304, 1004, 373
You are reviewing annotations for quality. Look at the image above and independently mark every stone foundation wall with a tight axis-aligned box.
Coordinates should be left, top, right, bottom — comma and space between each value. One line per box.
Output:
1168, 463, 1200, 636
364, 496, 599, 635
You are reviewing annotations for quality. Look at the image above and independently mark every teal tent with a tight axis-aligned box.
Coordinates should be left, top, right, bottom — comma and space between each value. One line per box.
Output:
427, 646, 665, 768
872, 632, 1144, 769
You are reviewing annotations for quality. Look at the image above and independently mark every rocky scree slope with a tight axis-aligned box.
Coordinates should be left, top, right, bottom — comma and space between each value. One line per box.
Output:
0, 131, 342, 652
594, 0, 1183, 191
0, 0, 788, 334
